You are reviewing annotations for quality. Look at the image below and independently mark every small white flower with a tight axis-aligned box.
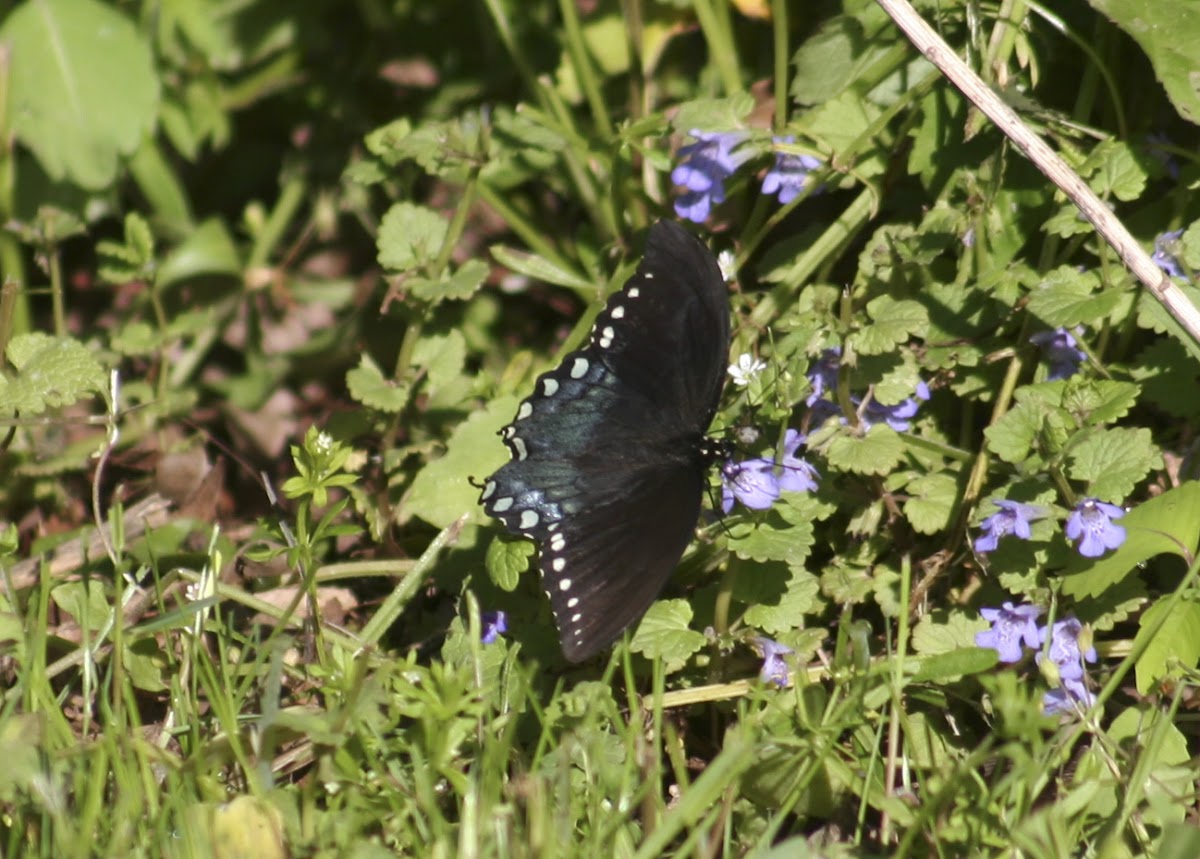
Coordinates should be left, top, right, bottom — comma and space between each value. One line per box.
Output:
728, 353, 766, 387
315, 431, 334, 455
717, 248, 737, 283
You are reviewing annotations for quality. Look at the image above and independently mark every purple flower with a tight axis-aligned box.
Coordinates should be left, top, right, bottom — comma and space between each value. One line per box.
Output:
975, 602, 1042, 663
974, 499, 1043, 554
1153, 229, 1186, 279
1030, 328, 1086, 380
1043, 677, 1096, 715
761, 136, 822, 205
1038, 616, 1097, 682
481, 610, 508, 645
721, 430, 820, 512
721, 459, 780, 513
1038, 616, 1097, 714
756, 637, 793, 686
671, 130, 750, 223
776, 429, 819, 493
805, 348, 841, 407
861, 381, 930, 432
1065, 498, 1127, 558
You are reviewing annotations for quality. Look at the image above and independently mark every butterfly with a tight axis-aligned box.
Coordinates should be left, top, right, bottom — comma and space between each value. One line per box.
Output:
479, 220, 731, 662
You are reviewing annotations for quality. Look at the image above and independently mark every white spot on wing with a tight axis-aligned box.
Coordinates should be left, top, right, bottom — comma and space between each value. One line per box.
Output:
611, 305, 625, 319
551, 557, 565, 572
629, 287, 640, 298
567, 597, 578, 608
550, 533, 565, 551
571, 613, 582, 623
492, 497, 513, 513
481, 481, 496, 501
559, 578, 572, 591
643, 272, 654, 279
519, 510, 539, 530
570, 358, 588, 379
512, 436, 528, 461
517, 402, 532, 420
598, 326, 614, 348
543, 378, 559, 396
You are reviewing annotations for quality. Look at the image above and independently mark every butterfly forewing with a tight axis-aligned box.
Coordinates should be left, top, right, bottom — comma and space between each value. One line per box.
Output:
480, 220, 730, 661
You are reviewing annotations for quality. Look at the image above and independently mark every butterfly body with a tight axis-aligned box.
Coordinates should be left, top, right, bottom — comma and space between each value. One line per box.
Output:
480, 220, 730, 662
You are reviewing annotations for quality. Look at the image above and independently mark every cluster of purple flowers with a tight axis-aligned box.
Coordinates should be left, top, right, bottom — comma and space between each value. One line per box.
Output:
671, 130, 823, 223
805, 347, 931, 432
721, 428, 819, 512
975, 497, 1126, 558
975, 602, 1098, 715
1030, 327, 1087, 380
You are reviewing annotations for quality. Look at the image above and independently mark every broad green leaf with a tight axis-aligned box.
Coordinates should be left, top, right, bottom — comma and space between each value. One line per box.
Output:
51, 580, 111, 632
1134, 597, 1200, 694
412, 330, 467, 395
377, 202, 447, 272
1066, 427, 1161, 501
671, 94, 755, 134
409, 259, 488, 303
2, 0, 158, 190
1087, 0, 1200, 123
825, 424, 905, 475
742, 568, 821, 635
345, 356, 408, 413
846, 296, 928, 356
1026, 267, 1124, 327
1061, 482, 1200, 599
629, 599, 707, 671
903, 472, 959, 535
406, 396, 515, 529
1081, 140, 1147, 201
0, 333, 106, 417
1131, 339, 1200, 420
484, 537, 532, 592
157, 218, 242, 288
911, 611, 989, 656
1061, 379, 1139, 426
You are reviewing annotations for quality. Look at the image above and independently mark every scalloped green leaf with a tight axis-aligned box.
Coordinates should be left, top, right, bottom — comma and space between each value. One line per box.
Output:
911, 611, 990, 656
410, 260, 488, 303
903, 472, 959, 535
484, 537, 532, 592
742, 568, 821, 635
629, 599, 707, 671
825, 424, 905, 475
846, 296, 928, 356
1067, 427, 1161, 500
1026, 267, 1124, 327
345, 356, 408, 413
377, 202, 447, 272
0, 333, 106, 417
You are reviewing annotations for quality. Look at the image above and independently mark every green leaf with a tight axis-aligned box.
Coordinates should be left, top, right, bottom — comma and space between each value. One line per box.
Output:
846, 296, 928, 356
911, 611, 989, 656
1130, 339, 1200, 420
1061, 379, 1140, 426
670, 95, 755, 134
484, 537, 532, 592
629, 599, 707, 671
1061, 482, 1200, 599
412, 330, 467, 395
157, 218, 242, 288
377, 202, 447, 272
0, 333, 106, 417
903, 472, 959, 535
1135, 282, 1200, 365
1134, 597, 1200, 694
825, 424, 905, 475
51, 580, 111, 632
409, 259, 488, 303
726, 494, 818, 566
984, 399, 1050, 465
2, 0, 159, 190
406, 396, 515, 529
1025, 266, 1125, 327
1081, 140, 1147, 201
742, 568, 821, 635
790, 14, 873, 106
1087, 0, 1200, 123
1066, 427, 1161, 500
345, 355, 408, 413
490, 244, 594, 293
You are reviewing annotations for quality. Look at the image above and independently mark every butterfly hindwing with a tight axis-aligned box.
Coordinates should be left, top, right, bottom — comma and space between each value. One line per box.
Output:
480, 220, 729, 661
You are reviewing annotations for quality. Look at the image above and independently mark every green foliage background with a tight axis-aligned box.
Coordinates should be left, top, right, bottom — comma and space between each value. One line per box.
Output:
1, 0, 1200, 855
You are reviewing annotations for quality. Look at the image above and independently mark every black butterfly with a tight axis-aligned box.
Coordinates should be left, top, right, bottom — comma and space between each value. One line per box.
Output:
479, 220, 731, 662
